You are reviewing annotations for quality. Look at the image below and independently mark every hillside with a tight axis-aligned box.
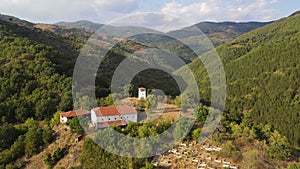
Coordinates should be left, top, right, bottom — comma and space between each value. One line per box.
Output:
20, 125, 83, 169
56, 20, 104, 32
1, 12, 300, 169
179, 11, 300, 147
34, 23, 92, 41
0, 19, 81, 124
58, 20, 270, 62
168, 21, 270, 39
0, 14, 34, 26
168, 21, 270, 46
58, 20, 269, 45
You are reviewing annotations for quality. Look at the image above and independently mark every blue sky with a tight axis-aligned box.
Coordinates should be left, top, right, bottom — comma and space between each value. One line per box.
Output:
0, 0, 299, 29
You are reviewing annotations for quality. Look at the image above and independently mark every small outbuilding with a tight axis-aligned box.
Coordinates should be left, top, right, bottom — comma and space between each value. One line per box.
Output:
60, 110, 91, 124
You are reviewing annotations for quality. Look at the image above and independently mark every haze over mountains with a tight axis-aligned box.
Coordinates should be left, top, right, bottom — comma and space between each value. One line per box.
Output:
1, 11, 300, 168
56, 19, 270, 45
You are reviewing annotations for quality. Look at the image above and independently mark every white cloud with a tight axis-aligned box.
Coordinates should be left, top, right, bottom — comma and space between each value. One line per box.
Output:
0, 0, 282, 25
110, 13, 190, 32
160, 0, 280, 23
0, 0, 139, 23
93, 0, 138, 13
161, 0, 220, 22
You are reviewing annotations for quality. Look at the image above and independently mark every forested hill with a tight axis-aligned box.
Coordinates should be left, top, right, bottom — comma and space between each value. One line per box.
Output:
168, 21, 270, 45
56, 20, 104, 32
0, 14, 34, 26
0, 19, 79, 123
182, 11, 300, 146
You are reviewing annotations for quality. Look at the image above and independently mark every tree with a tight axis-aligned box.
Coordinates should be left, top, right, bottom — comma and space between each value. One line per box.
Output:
174, 96, 181, 107
194, 106, 208, 124
219, 141, 241, 162
267, 130, 291, 160
43, 153, 53, 168
42, 125, 54, 144
58, 91, 73, 111
174, 118, 193, 141
74, 95, 96, 110
242, 149, 266, 168
24, 121, 43, 157
104, 94, 114, 106
53, 147, 68, 162
50, 111, 61, 128
289, 164, 300, 169
0, 149, 13, 165
123, 84, 134, 97
192, 128, 202, 140
24, 118, 38, 129
136, 98, 146, 111
35, 98, 57, 120
140, 161, 155, 169
0, 124, 20, 151
145, 94, 158, 110
10, 135, 25, 160
67, 117, 84, 134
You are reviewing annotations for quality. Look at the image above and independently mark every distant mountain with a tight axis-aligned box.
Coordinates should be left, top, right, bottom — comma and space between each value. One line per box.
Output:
167, 21, 271, 56
177, 11, 300, 146
55, 20, 270, 63
168, 21, 271, 39
56, 20, 161, 38
56, 20, 104, 32
57, 20, 269, 45
0, 13, 34, 26
34, 23, 92, 40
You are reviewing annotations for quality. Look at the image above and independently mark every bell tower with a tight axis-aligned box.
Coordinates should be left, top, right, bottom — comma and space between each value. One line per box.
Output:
138, 87, 146, 100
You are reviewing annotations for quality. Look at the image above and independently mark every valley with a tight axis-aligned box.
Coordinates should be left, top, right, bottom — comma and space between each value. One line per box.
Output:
0, 9, 300, 169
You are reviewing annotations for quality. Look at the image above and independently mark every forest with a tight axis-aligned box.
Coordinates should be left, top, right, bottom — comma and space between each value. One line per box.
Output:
0, 11, 300, 168
181, 11, 300, 148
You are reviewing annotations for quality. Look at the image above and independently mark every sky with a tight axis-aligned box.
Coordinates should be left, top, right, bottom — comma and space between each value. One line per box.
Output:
0, 0, 299, 31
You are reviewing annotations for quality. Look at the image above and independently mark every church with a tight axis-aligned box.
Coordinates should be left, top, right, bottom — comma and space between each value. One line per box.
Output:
91, 105, 138, 129
60, 87, 146, 129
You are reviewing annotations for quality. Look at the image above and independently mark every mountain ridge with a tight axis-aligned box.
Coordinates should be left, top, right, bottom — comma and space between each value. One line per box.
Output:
180, 10, 300, 147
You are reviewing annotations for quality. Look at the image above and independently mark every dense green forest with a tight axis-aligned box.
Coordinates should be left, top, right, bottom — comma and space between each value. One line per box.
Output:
0, 19, 78, 123
179, 11, 300, 147
0, 11, 300, 168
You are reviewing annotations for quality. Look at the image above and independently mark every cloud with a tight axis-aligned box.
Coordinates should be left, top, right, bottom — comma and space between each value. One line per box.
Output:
93, 0, 138, 13
160, 0, 280, 23
0, 0, 283, 25
110, 13, 190, 32
0, 0, 139, 23
161, 0, 220, 22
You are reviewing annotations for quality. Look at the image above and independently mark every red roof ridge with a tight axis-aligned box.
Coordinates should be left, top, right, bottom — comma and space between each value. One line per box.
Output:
92, 105, 137, 117
60, 109, 90, 118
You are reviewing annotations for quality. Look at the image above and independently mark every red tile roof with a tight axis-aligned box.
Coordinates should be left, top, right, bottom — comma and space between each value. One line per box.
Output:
97, 120, 126, 128
92, 105, 137, 117
60, 110, 90, 118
